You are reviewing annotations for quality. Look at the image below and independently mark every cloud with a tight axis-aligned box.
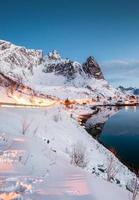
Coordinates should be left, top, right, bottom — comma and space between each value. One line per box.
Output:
100, 60, 139, 87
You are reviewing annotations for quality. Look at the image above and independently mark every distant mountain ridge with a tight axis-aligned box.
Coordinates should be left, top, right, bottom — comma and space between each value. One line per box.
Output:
118, 86, 139, 96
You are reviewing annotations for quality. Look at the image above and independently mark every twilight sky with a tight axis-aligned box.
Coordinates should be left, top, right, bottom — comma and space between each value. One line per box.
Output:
0, 0, 139, 87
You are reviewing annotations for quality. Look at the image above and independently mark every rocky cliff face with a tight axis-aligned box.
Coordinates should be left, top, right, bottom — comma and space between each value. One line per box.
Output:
0, 40, 43, 69
43, 53, 104, 81
43, 51, 83, 81
82, 56, 104, 80
0, 40, 44, 84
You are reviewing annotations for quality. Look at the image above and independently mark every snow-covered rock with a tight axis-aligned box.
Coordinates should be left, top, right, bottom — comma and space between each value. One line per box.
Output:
83, 56, 104, 79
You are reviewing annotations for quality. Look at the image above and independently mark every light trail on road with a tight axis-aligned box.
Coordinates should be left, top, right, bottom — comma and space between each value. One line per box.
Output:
0, 101, 59, 108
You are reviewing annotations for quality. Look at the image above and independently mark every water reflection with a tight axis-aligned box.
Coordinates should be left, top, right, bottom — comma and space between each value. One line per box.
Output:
84, 106, 139, 172
84, 106, 121, 139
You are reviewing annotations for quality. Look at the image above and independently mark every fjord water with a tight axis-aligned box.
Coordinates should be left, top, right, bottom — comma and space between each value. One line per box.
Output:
99, 106, 139, 171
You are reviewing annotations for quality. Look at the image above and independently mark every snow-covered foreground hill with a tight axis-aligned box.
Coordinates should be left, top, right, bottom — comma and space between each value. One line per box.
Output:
0, 106, 138, 199
0, 133, 132, 200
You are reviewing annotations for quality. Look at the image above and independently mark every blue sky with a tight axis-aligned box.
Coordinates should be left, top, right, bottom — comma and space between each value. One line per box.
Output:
0, 0, 139, 87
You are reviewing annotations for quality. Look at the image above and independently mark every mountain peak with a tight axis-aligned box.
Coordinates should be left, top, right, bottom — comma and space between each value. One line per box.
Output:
82, 56, 104, 80
48, 50, 61, 60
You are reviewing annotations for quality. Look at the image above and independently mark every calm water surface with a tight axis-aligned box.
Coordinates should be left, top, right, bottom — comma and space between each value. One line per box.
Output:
88, 106, 139, 171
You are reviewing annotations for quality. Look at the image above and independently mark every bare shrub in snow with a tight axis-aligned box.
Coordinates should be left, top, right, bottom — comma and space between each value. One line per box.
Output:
106, 149, 120, 182
53, 112, 61, 122
21, 119, 32, 135
16, 74, 23, 85
131, 177, 139, 200
128, 171, 139, 200
71, 142, 87, 168
33, 126, 38, 136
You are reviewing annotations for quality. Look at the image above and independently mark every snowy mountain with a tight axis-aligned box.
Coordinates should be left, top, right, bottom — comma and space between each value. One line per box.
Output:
0, 40, 125, 103
118, 85, 139, 96
0, 40, 138, 199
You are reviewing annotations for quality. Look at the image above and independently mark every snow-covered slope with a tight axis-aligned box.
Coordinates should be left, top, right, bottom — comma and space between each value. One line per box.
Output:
0, 40, 126, 103
0, 106, 135, 187
0, 106, 138, 199
0, 134, 133, 200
